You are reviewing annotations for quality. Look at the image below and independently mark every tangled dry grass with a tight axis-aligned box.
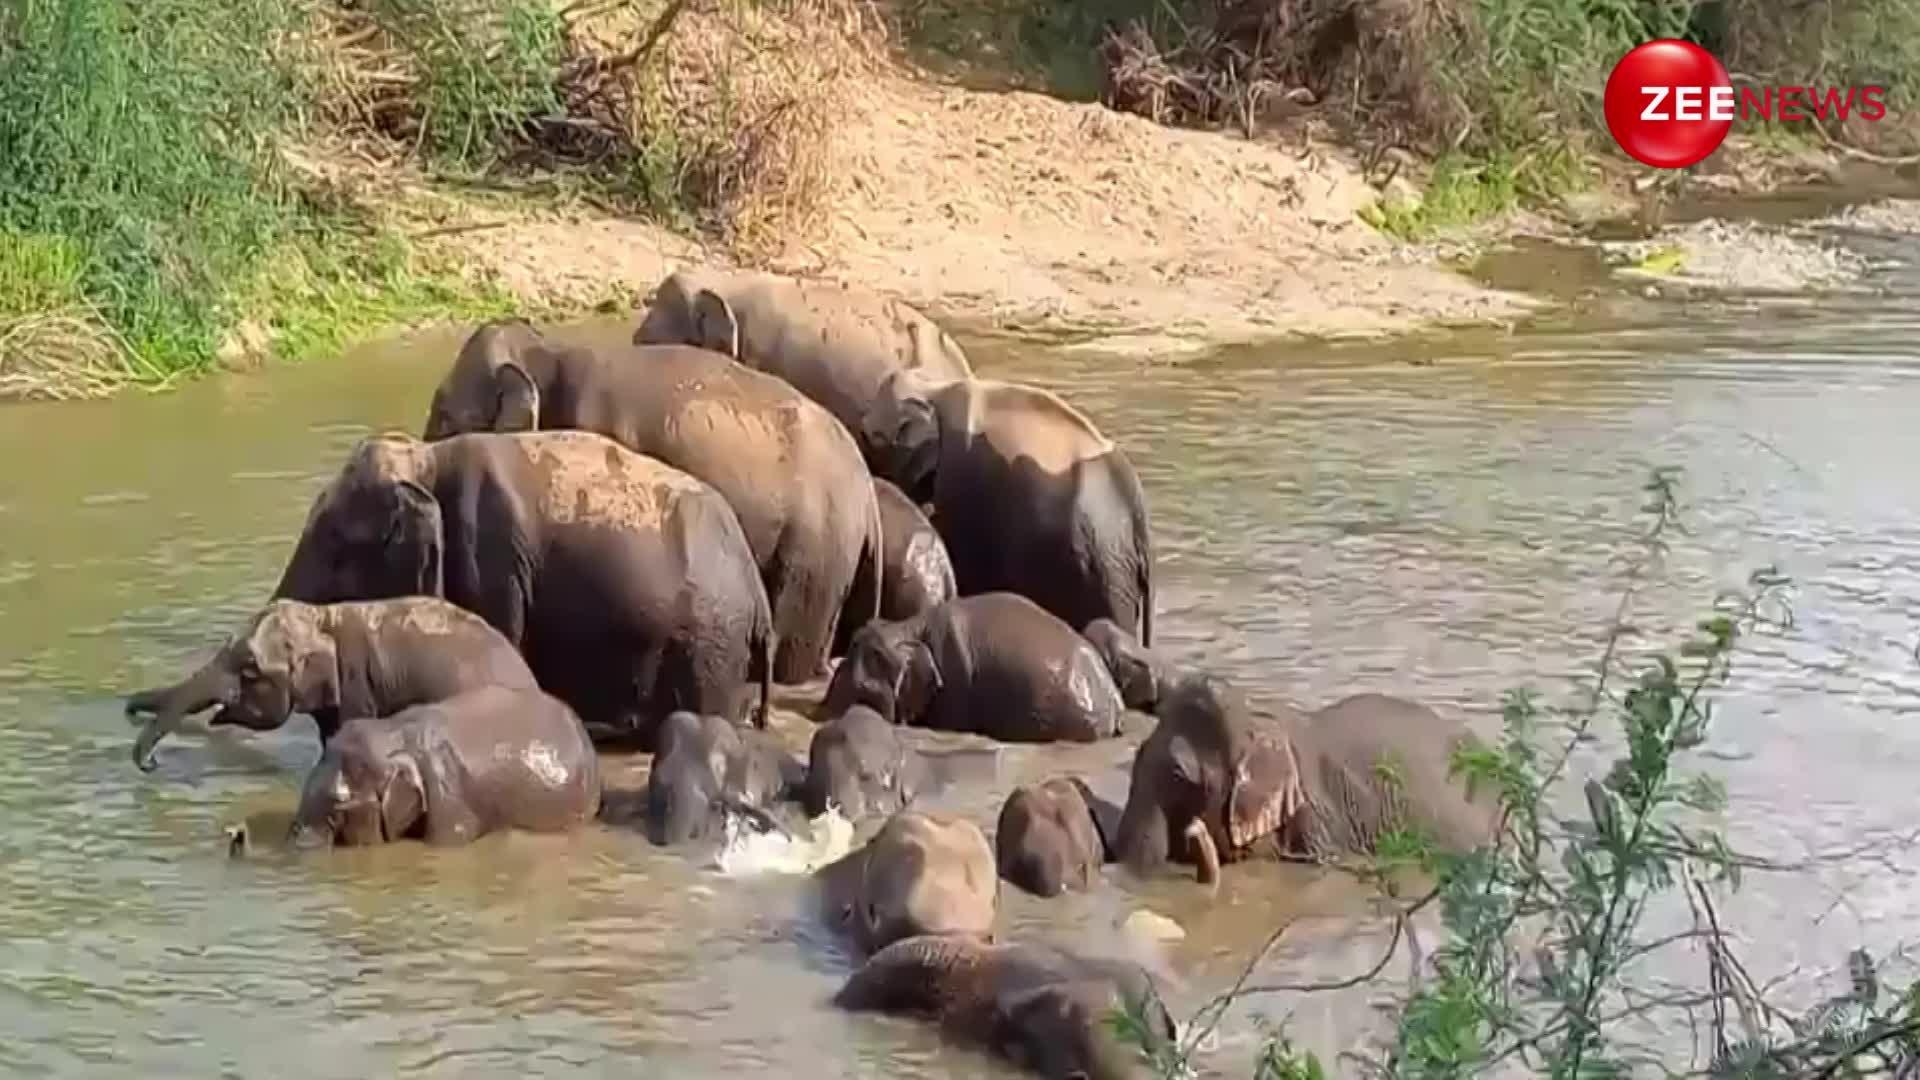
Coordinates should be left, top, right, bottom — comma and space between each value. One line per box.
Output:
0, 311, 151, 403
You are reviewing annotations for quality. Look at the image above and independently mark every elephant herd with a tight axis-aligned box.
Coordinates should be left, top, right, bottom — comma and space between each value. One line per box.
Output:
121, 267, 1498, 1079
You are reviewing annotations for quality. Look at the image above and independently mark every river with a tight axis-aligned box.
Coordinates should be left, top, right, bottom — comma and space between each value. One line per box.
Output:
2, 219, 1918, 1077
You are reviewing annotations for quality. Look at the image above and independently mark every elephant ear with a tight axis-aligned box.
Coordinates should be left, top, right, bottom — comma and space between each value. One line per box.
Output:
379, 754, 426, 842
1227, 735, 1302, 850
391, 480, 445, 596
692, 289, 741, 360
492, 361, 539, 432
893, 640, 943, 723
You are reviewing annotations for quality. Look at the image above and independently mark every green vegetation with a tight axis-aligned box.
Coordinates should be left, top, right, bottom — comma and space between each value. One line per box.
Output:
1114, 466, 1919, 1078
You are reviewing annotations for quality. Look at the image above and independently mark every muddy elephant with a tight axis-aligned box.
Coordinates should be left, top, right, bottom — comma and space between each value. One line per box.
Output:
814, 809, 997, 956
289, 685, 601, 848
1115, 675, 1499, 884
822, 592, 1123, 744
632, 268, 975, 469
270, 430, 773, 750
122, 597, 538, 771
861, 373, 1154, 645
645, 710, 805, 846
871, 477, 956, 621
422, 321, 883, 681
802, 704, 932, 822
1082, 618, 1171, 714
994, 776, 1119, 898
834, 936, 1175, 1080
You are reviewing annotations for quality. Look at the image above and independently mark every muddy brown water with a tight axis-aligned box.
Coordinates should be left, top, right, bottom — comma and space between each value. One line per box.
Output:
4, 225, 1920, 1077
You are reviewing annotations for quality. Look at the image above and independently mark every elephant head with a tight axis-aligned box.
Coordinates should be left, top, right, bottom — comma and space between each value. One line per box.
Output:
821, 621, 940, 726
803, 704, 926, 821
123, 599, 342, 771
272, 434, 445, 606
815, 809, 997, 955
1115, 674, 1304, 884
994, 776, 1116, 898
833, 936, 1175, 1080
859, 369, 942, 504
643, 711, 797, 846
421, 318, 545, 440
288, 722, 426, 848
1082, 618, 1168, 714
632, 269, 740, 358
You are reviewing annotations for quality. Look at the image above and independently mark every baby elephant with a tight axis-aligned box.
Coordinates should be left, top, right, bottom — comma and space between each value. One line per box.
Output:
1082, 617, 1172, 714
289, 685, 601, 848
823, 592, 1124, 744
834, 935, 1176, 1080
802, 705, 932, 823
872, 478, 957, 621
995, 777, 1119, 898
124, 597, 538, 771
645, 711, 805, 846
814, 809, 997, 956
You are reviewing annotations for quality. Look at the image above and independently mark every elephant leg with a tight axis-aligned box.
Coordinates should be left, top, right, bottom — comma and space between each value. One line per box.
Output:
763, 544, 836, 685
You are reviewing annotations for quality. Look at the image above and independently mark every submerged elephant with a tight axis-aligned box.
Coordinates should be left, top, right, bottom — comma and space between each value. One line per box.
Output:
122, 597, 538, 771
289, 685, 601, 848
994, 776, 1119, 898
422, 322, 883, 681
645, 710, 805, 846
631, 267, 974, 465
802, 704, 932, 823
814, 809, 997, 956
1115, 675, 1499, 884
871, 477, 956, 621
1082, 617, 1172, 714
822, 592, 1124, 744
270, 430, 773, 750
834, 935, 1175, 1080
861, 373, 1154, 645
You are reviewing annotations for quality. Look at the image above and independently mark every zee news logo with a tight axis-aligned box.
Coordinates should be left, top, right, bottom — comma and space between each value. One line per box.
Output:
1605, 39, 1893, 169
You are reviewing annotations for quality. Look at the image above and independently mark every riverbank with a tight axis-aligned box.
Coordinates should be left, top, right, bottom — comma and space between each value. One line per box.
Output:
2, 0, 1916, 400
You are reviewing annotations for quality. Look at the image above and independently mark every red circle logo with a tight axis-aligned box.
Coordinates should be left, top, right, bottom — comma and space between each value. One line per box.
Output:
1604, 40, 1733, 168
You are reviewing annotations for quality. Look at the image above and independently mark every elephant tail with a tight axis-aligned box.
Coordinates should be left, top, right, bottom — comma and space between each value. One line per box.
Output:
751, 615, 774, 729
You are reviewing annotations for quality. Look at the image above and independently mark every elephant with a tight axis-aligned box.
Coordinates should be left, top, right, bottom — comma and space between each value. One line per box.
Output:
813, 809, 997, 956
644, 710, 805, 846
122, 597, 538, 771
1082, 618, 1171, 714
821, 592, 1124, 744
1114, 675, 1499, 884
630, 267, 974, 470
860, 373, 1154, 646
994, 776, 1119, 898
288, 685, 601, 848
421, 321, 883, 682
801, 704, 933, 823
270, 430, 773, 751
833, 935, 1176, 1080
871, 477, 956, 621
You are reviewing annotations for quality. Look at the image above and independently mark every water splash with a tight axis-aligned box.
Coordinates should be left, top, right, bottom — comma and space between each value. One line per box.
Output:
711, 804, 856, 877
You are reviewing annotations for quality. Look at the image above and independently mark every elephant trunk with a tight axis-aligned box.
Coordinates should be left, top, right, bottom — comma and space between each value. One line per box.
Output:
1183, 819, 1220, 888
125, 660, 238, 772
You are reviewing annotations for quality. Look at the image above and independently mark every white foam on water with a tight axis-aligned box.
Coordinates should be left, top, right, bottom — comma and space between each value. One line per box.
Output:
711, 804, 856, 877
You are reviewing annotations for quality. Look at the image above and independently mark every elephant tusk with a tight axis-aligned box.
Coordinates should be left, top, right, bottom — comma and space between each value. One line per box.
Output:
1183, 819, 1221, 889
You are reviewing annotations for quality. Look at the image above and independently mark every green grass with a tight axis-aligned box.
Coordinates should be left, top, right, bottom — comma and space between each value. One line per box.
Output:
1360, 150, 1584, 241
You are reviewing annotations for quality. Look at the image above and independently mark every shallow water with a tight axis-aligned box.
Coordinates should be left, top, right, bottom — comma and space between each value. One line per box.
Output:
3, 222, 1919, 1077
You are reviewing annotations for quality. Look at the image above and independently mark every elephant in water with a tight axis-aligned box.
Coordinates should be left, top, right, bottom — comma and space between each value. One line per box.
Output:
994, 776, 1119, 898
289, 685, 601, 848
860, 373, 1154, 646
802, 705, 933, 823
1082, 617, 1172, 714
822, 592, 1124, 744
631, 267, 974, 469
871, 477, 956, 622
122, 597, 538, 771
833, 935, 1176, 1080
421, 321, 884, 682
269, 430, 774, 750
814, 809, 997, 956
1115, 675, 1499, 884
644, 711, 804, 846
